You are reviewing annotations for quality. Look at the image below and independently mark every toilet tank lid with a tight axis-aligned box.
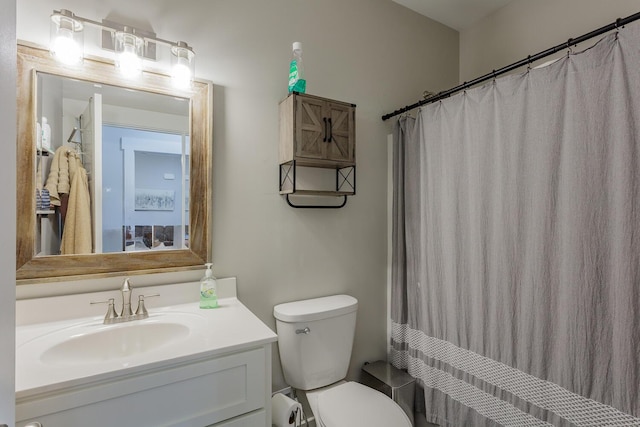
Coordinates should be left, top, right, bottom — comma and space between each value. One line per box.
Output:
274, 295, 358, 322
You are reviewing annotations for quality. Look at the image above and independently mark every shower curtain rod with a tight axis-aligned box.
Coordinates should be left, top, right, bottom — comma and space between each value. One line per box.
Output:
381, 10, 640, 121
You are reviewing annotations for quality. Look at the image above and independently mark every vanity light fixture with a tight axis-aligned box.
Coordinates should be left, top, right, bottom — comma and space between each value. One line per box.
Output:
114, 27, 144, 78
171, 41, 195, 89
50, 9, 84, 66
49, 9, 196, 86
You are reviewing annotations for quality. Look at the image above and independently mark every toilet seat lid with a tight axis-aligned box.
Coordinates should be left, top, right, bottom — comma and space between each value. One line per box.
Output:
316, 382, 411, 427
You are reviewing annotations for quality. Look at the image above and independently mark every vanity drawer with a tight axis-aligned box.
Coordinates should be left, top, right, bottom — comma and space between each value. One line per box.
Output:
17, 346, 268, 427
211, 409, 266, 427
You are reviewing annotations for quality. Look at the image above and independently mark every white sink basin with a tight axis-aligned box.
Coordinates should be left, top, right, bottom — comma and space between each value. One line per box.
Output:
17, 310, 207, 375
40, 321, 191, 365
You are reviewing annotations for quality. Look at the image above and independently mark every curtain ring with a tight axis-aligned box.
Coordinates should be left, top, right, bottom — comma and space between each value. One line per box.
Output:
527, 55, 532, 71
566, 38, 573, 57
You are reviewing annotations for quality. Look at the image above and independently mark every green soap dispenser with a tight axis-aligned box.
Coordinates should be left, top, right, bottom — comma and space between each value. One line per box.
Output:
199, 263, 218, 309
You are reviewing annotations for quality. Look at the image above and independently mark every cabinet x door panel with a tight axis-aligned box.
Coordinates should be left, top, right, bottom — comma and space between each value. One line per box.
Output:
296, 98, 325, 159
326, 104, 354, 163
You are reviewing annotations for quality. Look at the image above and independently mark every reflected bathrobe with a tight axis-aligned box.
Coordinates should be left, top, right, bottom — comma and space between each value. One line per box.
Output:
44, 145, 80, 207
60, 167, 92, 255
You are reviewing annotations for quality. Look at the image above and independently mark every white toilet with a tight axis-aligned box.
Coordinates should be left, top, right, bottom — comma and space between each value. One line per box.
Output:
274, 294, 412, 427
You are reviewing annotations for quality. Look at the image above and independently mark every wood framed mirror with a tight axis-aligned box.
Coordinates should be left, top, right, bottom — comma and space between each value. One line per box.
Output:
16, 44, 212, 284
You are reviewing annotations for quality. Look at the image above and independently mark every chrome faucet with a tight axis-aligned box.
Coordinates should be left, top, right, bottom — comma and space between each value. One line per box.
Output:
91, 278, 159, 324
121, 278, 133, 317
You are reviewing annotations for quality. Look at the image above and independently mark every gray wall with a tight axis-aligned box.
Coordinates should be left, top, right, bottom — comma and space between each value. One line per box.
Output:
460, 0, 640, 82
16, 0, 459, 390
0, 0, 16, 422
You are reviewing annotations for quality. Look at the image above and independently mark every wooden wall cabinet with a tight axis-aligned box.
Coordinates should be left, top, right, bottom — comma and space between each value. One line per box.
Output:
279, 92, 356, 207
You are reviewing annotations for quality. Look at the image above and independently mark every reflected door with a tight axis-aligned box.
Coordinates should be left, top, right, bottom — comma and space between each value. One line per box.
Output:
105, 128, 189, 253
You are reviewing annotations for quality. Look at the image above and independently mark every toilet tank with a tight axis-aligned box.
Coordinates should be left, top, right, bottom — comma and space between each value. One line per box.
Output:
274, 295, 358, 391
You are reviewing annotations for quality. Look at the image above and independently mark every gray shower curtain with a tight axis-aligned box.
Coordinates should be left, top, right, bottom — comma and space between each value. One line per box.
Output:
391, 23, 640, 427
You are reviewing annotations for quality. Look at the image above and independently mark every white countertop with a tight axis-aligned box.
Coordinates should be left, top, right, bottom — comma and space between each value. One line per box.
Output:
16, 279, 277, 400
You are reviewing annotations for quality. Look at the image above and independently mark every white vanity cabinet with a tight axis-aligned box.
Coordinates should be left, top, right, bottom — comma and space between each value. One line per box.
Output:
15, 279, 277, 427
17, 346, 271, 427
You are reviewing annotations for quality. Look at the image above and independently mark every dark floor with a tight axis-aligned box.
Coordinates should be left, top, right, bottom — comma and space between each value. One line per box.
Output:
414, 410, 439, 427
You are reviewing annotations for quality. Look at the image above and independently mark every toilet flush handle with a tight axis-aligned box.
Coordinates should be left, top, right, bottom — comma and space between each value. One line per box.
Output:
296, 327, 311, 334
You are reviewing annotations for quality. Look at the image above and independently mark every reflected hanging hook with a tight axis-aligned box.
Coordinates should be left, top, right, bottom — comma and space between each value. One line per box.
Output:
67, 127, 81, 143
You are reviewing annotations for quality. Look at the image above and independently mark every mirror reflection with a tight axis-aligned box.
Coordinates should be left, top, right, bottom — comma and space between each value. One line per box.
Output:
36, 73, 190, 256
17, 44, 211, 283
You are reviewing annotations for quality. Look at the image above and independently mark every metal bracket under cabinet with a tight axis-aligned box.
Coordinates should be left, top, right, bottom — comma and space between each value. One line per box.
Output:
285, 193, 348, 209
279, 160, 355, 209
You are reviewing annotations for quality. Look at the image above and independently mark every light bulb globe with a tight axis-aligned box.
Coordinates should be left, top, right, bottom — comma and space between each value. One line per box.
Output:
172, 63, 192, 89
52, 33, 83, 65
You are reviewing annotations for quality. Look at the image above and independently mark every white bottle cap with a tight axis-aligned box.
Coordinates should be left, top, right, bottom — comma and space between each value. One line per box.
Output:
292, 42, 302, 52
